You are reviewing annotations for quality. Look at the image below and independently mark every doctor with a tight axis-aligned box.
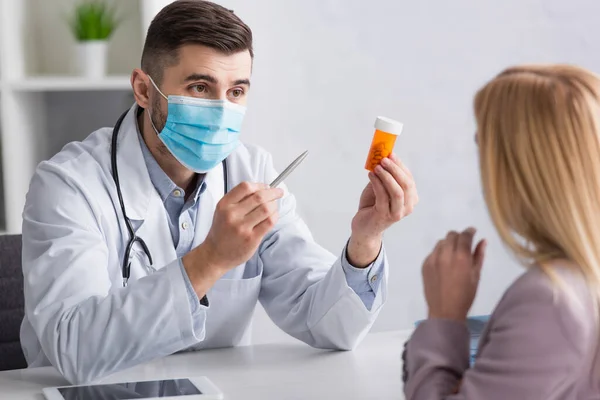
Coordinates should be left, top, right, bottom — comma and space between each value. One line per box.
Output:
20, 0, 418, 385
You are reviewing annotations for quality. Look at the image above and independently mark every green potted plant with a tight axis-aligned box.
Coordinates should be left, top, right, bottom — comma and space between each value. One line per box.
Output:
68, 1, 120, 78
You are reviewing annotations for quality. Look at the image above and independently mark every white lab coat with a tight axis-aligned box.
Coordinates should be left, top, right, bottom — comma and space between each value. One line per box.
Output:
20, 106, 388, 384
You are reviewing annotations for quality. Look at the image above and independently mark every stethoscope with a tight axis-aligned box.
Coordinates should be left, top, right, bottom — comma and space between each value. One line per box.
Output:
111, 109, 229, 287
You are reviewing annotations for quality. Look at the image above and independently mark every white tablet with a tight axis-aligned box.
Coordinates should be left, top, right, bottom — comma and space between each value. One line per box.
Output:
42, 377, 223, 400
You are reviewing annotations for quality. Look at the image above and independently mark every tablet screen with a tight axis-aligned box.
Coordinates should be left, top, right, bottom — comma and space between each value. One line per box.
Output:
57, 378, 202, 399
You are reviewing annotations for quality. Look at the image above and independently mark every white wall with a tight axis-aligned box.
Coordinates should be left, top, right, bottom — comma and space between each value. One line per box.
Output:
39, 0, 600, 344
214, 0, 600, 343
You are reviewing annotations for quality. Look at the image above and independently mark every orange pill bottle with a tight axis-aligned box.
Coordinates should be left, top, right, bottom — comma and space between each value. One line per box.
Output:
365, 116, 404, 171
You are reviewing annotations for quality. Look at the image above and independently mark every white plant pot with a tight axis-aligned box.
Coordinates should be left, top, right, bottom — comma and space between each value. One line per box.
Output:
77, 41, 108, 79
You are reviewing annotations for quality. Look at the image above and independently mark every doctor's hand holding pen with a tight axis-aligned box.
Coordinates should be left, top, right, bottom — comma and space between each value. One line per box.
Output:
182, 181, 283, 298
181, 151, 306, 299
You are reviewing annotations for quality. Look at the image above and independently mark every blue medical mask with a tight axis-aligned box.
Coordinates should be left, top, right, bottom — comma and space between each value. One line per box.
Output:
148, 77, 246, 173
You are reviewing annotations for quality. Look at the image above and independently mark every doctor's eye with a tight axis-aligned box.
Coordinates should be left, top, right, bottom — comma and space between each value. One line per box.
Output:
230, 88, 244, 98
191, 84, 207, 94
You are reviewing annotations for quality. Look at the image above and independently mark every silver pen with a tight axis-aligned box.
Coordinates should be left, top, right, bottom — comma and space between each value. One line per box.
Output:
269, 150, 309, 187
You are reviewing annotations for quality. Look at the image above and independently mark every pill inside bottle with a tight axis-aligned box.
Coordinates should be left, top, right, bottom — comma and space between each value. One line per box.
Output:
364, 116, 404, 171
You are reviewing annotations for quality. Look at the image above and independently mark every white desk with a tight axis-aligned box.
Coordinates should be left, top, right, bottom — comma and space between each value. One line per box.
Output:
0, 330, 412, 400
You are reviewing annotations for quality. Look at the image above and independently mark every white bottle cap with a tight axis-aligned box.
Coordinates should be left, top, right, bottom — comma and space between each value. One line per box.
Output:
374, 116, 403, 135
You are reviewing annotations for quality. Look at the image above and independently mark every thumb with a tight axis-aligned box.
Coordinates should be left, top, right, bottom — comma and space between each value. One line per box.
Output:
473, 239, 487, 273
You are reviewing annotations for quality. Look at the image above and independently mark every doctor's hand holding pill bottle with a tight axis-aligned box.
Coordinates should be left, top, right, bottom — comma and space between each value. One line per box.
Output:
346, 116, 418, 268
182, 182, 283, 297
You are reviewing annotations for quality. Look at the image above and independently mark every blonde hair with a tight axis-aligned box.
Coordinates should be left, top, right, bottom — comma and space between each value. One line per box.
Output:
475, 64, 600, 288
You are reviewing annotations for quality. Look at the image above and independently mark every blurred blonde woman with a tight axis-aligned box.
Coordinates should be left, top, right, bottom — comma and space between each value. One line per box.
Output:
403, 64, 600, 399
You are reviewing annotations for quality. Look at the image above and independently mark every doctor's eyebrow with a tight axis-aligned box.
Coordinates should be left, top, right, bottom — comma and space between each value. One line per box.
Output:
183, 74, 250, 87
184, 73, 218, 83
232, 79, 251, 87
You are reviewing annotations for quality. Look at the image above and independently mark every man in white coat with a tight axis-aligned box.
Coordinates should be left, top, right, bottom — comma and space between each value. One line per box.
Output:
20, 0, 418, 384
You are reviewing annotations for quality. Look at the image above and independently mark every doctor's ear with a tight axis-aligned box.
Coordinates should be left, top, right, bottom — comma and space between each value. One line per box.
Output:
131, 69, 152, 109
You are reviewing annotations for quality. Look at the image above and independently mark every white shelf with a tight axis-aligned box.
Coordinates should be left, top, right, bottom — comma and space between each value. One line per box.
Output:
8, 76, 132, 92
0, 0, 168, 232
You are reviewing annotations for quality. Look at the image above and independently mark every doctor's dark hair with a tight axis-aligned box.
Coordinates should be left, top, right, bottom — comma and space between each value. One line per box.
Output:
141, 0, 253, 84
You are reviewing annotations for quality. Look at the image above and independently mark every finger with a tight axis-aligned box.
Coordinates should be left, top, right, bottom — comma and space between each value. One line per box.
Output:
245, 199, 279, 227
421, 254, 432, 276
374, 165, 404, 217
381, 156, 411, 193
444, 231, 460, 252
390, 153, 414, 179
225, 181, 266, 204
457, 227, 476, 252
238, 188, 284, 215
253, 210, 279, 237
423, 239, 443, 269
368, 171, 391, 213
384, 155, 418, 212
473, 239, 487, 274
429, 239, 445, 266
421, 240, 443, 277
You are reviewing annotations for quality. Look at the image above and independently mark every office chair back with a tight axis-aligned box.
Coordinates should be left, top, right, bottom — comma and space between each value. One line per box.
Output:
0, 234, 27, 370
